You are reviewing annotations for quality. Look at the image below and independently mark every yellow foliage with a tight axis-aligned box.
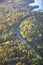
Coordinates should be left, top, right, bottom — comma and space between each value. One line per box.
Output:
27, 38, 32, 42
7, 17, 11, 21
38, 34, 42, 37
9, 31, 13, 36
3, 41, 10, 44
0, 46, 3, 49
37, 55, 42, 60
2, 34, 7, 40
37, 45, 43, 49
0, 47, 3, 52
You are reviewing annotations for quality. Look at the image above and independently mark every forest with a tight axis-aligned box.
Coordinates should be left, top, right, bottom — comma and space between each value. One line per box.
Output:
0, 0, 43, 65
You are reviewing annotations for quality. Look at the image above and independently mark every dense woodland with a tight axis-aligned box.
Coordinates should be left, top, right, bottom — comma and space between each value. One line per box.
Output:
0, 0, 43, 65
